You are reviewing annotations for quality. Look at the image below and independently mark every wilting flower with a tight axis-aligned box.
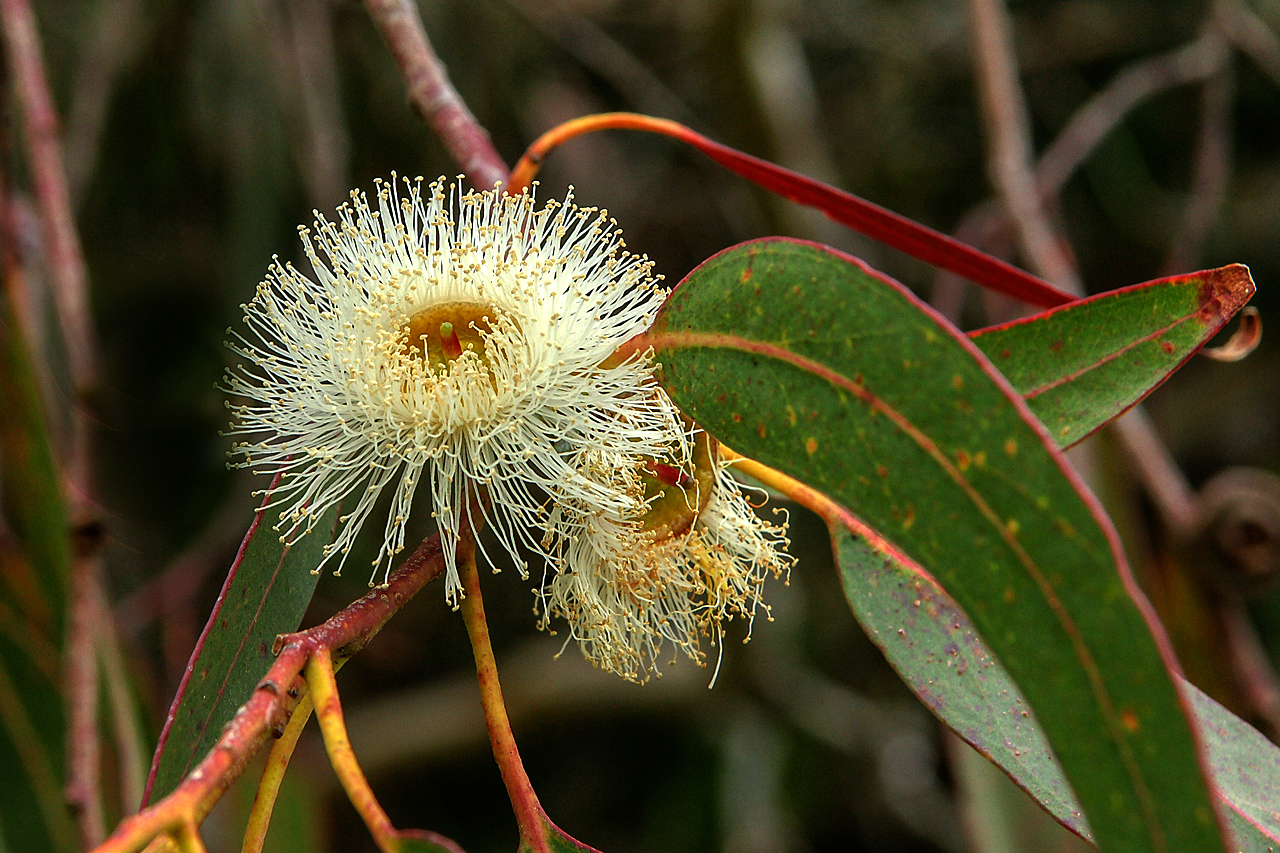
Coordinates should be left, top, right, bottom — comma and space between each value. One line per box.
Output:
224, 176, 685, 601
540, 432, 793, 683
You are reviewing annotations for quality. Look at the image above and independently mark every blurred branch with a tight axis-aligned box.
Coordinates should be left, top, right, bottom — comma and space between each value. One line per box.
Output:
1163, 61, 1234, 275
89, 532, 450, 853
742, 0, 858, 253
0, 0, 98, 413
959, 0, 1223, 550
1036, 30, 1228, 198
504, 2, 698, 125
1112, 407, 1200, 535
64, 0, 151, 208
932, 29, 1228, 316
98, 596, 149, 817
1215, 0, 1280, 88
0, 2, 112, 842
252, 0, 350, 209
114, 486, 253, 640
66, 545, 106, 845
362, 0, 508, 189
965, 0, 1082, 294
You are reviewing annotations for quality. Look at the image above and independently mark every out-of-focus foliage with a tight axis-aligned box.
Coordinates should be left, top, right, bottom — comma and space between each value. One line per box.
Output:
12, 0, 1279, 851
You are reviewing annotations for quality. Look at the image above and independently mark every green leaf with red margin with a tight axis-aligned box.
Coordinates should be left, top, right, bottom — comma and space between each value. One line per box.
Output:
968, 265, 1255, 448
834, 522, 1280, 852
649, 238, 1228, 853
0, 289, 76, 852
144, 497, 337, 803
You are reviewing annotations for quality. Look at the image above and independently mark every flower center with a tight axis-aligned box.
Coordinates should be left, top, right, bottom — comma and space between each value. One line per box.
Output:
401, 301, 499, 370
640, 429, 717, 540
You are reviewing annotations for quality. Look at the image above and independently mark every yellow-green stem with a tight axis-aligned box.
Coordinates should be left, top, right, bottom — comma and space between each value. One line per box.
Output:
306, 648, 398, 853
240, 694, 315, 853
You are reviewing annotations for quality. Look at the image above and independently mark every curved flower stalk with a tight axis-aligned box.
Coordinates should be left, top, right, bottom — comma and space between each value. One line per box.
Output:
224, 177, 685, 601
542, 433, 794, 682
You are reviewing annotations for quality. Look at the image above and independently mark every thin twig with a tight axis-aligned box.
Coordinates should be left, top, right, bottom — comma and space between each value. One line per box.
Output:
89, 532, 450, 853
252, 0, 350, 209
98, 593, 149, 819
965, 0, 1082, 294
934, 30, 1228, 317
1220, 595, 1280, 740
114, 487, 253, 640
362, 0, 508, 189
962, 0, 1217, 543
502, 2, 698, 125
0, 0, 98, 409
65, 550, 106, 846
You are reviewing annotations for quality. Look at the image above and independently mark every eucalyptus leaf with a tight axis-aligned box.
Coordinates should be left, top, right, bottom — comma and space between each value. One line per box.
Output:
146, 501, 337, 802
651, 238, 1229, 853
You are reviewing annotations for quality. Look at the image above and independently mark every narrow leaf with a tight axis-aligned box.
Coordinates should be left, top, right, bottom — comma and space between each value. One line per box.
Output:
0, 642, 76, 852
969, 265, 1255, 448
650, 238, 1226, 852
0, 288, 69, 616
145, 499, 337, 803
0, 287, 74, 852
518, 113, 1075, 308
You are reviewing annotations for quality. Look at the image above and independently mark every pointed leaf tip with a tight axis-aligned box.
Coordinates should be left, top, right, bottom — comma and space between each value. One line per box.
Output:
1199, 263, 1255, 316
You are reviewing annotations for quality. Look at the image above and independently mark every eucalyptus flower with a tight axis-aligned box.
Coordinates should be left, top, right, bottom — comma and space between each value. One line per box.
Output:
541, 433, 793, 683
224, 177, 684, 601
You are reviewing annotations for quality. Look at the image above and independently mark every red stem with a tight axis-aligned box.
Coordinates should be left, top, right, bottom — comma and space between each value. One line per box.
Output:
458, 552, 549, 853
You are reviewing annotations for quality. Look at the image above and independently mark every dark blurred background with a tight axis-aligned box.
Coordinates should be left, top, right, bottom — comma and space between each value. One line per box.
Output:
24, 0, 1280, 850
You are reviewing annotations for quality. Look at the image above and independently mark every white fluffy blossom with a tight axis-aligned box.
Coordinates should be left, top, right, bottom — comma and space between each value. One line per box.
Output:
224, 177, 685, 601
541, 436, 793, 683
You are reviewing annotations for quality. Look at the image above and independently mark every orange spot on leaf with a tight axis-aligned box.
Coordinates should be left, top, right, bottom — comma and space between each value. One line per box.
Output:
1121, 709, 1141, 734
805, 437, 818, 456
